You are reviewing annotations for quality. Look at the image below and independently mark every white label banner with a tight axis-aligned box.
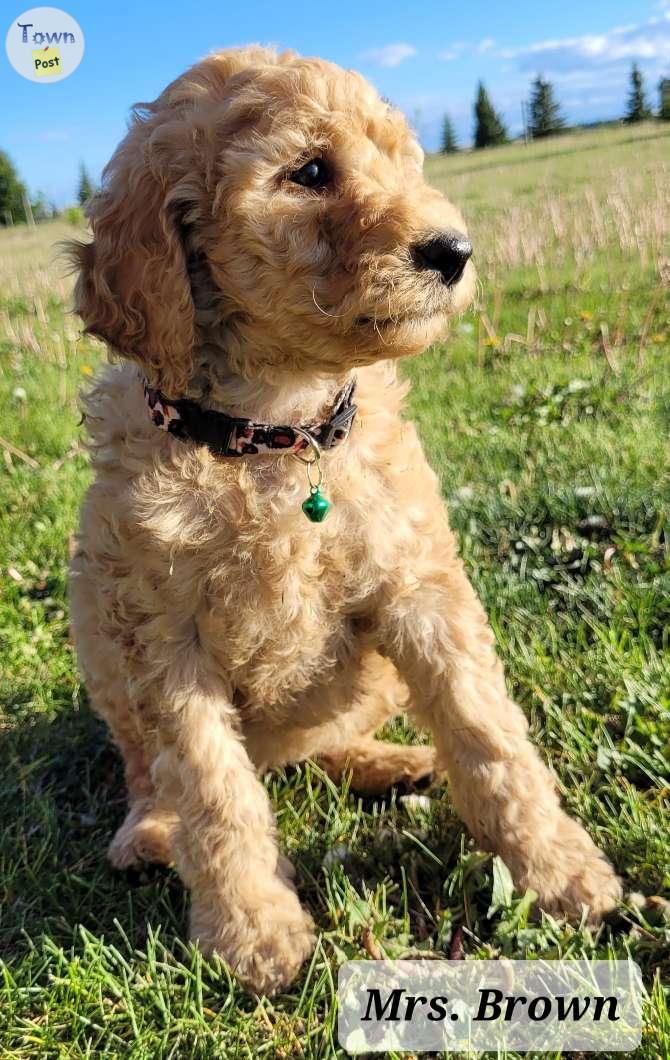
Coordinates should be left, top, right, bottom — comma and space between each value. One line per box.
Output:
338, 959, 643, 1053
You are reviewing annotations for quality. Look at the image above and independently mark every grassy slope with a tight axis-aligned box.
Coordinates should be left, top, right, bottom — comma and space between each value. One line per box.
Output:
0, 124, 669, 1058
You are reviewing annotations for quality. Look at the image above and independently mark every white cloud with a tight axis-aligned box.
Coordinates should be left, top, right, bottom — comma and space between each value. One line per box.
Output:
438, 38, 495, 60
407, 11, 669, 149
500, 12, 670, 70
438, 41, 467, 61
360, 43, 417, 68
477, 37, 496, 53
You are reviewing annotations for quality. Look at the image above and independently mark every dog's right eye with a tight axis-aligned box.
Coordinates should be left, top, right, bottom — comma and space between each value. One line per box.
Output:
289, 158, 329, 189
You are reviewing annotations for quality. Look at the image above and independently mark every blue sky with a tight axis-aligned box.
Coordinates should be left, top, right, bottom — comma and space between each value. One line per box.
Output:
3, 0, 669, 204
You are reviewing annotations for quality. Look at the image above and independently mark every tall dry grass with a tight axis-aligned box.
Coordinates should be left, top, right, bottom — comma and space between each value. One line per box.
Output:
477, 165, 669, 274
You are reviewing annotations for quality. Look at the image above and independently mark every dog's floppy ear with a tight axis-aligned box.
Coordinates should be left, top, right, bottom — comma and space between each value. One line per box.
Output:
70, 115, 195, 397
69, 47, 284, 394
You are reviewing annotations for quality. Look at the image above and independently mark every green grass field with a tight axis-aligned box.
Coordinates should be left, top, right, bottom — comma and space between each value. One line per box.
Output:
1, 122, 669, 1058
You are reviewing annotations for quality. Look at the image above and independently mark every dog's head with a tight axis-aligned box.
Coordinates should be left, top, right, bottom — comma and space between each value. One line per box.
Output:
72, 47, 475, 394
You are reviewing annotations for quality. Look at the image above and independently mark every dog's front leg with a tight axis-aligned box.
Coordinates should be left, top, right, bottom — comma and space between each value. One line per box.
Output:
378, 554, 622, 920
152, 679, 315, 994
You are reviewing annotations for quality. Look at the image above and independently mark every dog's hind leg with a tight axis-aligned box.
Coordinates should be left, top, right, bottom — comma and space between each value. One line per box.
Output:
317, 736, 436, 796
243, 652, 436, 795
93, 684, 178, 870
313, 653, 437, 795
105, 718, 178, 870
70, 555, 177, 869
107, 798, 178, 869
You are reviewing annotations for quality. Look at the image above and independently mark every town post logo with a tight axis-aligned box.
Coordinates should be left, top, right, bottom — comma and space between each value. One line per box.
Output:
31, 46, 62, 76
6, 7, 84, 82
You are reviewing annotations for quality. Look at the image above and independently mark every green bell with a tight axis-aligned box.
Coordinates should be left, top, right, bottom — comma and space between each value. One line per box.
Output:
302, 486, 330, 523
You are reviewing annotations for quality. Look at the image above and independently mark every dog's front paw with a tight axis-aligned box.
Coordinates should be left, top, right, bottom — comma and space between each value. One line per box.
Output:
191, 876, 316, 995
521, 815, 622, 922
232, 901, 316, 995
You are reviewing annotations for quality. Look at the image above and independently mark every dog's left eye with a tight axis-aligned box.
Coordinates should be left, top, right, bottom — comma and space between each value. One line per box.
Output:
289, 158, 329, 189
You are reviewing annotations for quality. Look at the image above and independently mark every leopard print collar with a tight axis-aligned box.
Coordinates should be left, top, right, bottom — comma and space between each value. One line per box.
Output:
144, 376, 358, 457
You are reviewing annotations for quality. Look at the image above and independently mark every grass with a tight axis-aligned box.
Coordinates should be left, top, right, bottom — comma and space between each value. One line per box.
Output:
0, 123, 669, 1058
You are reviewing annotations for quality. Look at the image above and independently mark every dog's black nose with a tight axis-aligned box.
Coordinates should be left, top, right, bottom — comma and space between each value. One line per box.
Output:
411, 232, 473, 286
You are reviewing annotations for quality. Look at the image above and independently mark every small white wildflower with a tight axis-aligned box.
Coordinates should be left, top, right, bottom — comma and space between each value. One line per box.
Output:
581, 514, 609, 530
399, 794, 432, 812
13, 387, 27, 401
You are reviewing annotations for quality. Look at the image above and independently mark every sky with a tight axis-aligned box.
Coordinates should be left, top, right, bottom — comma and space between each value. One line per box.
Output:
2, 0, 669, 205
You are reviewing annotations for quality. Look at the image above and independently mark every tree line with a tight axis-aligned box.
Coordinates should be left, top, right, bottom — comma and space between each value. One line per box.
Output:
1, 63, 668, 222
0, 158, 95, 226
441, 63, 669, 153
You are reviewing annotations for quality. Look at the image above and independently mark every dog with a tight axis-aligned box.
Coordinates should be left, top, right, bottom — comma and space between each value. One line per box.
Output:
68, 47, 621, 995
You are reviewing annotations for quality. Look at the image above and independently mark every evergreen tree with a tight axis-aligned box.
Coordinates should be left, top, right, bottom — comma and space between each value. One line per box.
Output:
473, 82, 508, 148
625, 64, 652, 123
0, 150, 28, 224
659, 77, 670, 121
528, 76, 565, 139
77, 162, 94, 206
440, 114, 459, 153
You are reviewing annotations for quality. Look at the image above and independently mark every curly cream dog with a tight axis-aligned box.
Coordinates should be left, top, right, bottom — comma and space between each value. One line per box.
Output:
68, 47, 621, 994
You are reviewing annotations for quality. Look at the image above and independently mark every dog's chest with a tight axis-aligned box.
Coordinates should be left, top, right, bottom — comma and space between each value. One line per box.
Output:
195, 500, 374, 709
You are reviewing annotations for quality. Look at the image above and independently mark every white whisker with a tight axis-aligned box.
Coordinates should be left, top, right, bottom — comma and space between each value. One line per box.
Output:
311, 287, 347, 319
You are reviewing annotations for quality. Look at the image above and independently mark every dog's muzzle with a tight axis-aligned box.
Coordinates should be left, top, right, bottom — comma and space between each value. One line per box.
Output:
410, 231, 473, 287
